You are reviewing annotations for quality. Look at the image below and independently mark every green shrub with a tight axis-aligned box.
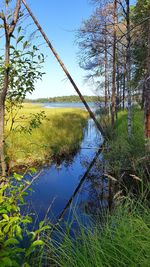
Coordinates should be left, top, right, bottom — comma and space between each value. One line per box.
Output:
0, 172, 48, 266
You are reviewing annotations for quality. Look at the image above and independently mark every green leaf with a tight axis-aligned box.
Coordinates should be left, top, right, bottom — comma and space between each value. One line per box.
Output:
5, 238, 19, 246
3, 224, 10, 234
39, 220, 44, 228
35, 226, 50, 235
16, 36, 24, 44
2, 214, 9, 221
15, 225, 22, 240
10, 45, 15, 50
31, 240, 44, 247
0, 209, 8, 214
18, 26, 21, 33
23, 41, 28, 50
13, 172, 23, 181
29, 167, 37, 174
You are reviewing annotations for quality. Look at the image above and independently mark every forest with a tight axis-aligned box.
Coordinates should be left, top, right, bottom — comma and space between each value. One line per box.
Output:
0, 0, 150, 266
25, 95, 102, 103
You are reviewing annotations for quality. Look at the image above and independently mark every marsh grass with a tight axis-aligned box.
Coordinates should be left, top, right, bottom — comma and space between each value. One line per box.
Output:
42, 199, 150, 267
5, 103, 88, 169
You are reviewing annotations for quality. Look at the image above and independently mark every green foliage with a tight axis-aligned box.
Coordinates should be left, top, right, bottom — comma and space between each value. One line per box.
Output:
0, 23, 45, 102
45, 199, 150, 267
18, 110, 47, 134
103, 107, 150, 198
0, 172, 47, 266
132, 0, 150, 84
104, 108, 145, 172
25, 95, 103, 103
8, 42, 45, 102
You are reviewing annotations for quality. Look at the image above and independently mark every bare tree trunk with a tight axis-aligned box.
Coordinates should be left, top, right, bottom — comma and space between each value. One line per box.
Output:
126, 0, 132, 136
116, 66, 119, 120
104, 23, 108, 110
111, 0, 117, 127
123, 63, 126, 110
22, 0, 105, 138
145, 18, 150, 147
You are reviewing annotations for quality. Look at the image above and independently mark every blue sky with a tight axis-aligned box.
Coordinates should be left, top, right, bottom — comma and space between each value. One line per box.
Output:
25, 0, 95, 99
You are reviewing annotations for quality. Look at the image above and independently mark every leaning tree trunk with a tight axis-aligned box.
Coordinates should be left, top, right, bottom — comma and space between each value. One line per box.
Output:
22, 0, 105, 138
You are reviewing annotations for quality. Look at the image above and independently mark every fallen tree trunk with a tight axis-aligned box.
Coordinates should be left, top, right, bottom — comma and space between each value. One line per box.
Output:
22, 0, 106, 138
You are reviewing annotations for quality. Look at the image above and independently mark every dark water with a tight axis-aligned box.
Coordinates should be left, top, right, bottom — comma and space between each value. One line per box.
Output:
25, 117, 108, 227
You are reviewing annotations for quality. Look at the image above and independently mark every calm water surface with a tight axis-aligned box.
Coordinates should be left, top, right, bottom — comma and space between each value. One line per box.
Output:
44, 102, 95, 109
25, 105, 107, 225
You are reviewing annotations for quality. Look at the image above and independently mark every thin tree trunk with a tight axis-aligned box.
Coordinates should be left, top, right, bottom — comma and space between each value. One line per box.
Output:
145, 18, 150, 146
0, 103, 6, 178
123, 63, 126, 110
126, 0, 132, 136
111, 0, 117, 127
0, 0, 20, 178
0, 35, 10, 178
104, 23, 108, 110
116, 52, 120, 120
22, 0, 105, 138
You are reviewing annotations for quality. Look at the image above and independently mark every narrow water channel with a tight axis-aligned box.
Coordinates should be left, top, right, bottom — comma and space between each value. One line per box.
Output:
26, 112, 107, 226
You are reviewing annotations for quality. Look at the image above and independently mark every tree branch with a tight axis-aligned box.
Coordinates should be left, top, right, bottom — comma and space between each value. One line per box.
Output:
9, 0, 21, 35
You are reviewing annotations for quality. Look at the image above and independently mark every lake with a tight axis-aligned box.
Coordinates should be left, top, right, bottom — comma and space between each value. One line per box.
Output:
44, 102, 96, 109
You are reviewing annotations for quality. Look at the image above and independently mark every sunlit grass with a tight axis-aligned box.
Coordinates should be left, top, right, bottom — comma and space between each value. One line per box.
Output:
42, 199, 150, 267
5, 103, 88, 169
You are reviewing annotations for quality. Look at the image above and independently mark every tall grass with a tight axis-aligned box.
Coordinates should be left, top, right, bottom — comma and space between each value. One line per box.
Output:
5, 103, 88, 169
103, 107, 150, 198
43, 199, 150, 267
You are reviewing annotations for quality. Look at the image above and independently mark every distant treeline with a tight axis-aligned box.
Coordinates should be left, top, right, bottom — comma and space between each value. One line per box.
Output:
25, 95, 104, 103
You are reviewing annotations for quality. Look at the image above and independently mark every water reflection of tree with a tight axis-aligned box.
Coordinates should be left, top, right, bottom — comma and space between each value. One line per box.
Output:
80, 158, 109, 216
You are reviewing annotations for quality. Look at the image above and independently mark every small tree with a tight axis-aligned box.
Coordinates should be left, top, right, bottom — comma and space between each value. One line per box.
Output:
0, 0, 44, 179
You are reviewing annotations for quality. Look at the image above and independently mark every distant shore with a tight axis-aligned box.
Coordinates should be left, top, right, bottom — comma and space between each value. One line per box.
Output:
25, 95, 104, 104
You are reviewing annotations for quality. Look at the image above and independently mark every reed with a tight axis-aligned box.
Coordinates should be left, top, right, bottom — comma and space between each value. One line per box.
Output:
42, 198, 150, 267
5, 103, 88, 169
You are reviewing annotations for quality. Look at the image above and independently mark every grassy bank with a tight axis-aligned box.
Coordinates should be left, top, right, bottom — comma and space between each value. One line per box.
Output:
5, 103, 88, 169
45, 200, 150, 267
103, 107, 149, 198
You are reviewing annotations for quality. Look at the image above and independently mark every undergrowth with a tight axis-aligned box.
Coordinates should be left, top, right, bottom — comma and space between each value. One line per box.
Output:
103, 106, 150, 197
43, 198, 150, 267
